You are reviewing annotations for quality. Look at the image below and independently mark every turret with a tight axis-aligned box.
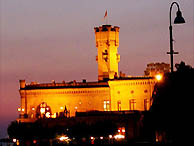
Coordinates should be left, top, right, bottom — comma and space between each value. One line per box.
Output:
19, 80, 26, 89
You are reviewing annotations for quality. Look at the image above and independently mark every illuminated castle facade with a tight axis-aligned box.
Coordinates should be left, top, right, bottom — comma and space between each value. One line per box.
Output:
18, 25, 158, 121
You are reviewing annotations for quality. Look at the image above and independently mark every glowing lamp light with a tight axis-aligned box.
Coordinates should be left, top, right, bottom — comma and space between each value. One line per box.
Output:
90, 136, 94, 140
114, 134, 125, 139
52, 113, 57, 118
16, 140, 19, 146
45, 112, 50, 118
40, 108, 45, 113
59, 136, 69, 141
155, 74, 163, 81
33, 140, 37, 144
17, 108, 21, 112
13, 138, 17, 143
156, 137, 159, 142
109, 135, 113, 138
100, 136, 103, 140
32, 107, 35, 111
60, 107, 64, 110
21, 108, 24, 112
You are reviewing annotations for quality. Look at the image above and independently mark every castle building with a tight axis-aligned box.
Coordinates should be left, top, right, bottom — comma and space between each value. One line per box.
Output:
18, 25, 158, 121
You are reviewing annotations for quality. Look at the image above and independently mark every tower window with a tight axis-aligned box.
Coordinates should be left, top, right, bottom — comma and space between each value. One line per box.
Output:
102, 50, 108, 62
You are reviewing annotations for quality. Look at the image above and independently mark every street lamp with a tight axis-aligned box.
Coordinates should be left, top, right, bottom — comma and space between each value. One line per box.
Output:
168, 2, 185, 72
155, 74, 163, 82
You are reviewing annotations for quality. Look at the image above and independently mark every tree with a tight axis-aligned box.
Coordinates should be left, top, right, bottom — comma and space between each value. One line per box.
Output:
144, 62, 194, 143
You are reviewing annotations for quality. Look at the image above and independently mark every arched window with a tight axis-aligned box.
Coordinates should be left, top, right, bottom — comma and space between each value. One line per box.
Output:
36, 102, 52, 119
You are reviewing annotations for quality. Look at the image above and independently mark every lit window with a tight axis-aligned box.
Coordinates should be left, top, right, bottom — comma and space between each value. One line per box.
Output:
129, 99, 136, 110
104, 100, 110, 111
144, 99, 149, 111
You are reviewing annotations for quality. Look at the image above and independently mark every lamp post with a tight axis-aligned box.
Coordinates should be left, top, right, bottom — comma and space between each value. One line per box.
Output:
168, 2, 185, 72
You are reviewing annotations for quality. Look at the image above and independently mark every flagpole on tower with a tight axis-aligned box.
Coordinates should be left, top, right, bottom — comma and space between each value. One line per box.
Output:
104, 10, 108, 25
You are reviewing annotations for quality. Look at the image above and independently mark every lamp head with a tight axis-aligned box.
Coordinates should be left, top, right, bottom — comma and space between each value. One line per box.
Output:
174, 10, 185, 24
155, 74, 163, 82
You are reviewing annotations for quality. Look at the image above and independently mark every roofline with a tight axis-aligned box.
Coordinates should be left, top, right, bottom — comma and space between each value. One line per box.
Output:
19, 77, 155, 90
20, 81, 109, 90
109, 76, 154, 81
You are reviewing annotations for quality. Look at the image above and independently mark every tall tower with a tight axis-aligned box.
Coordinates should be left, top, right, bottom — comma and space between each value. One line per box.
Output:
94, 25, 120, 81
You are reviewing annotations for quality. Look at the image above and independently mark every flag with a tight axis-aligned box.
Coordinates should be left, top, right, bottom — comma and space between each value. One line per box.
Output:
104, 10, 107, 19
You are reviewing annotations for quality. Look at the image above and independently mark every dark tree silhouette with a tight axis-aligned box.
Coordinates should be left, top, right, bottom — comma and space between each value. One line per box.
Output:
144, 61, 194, 143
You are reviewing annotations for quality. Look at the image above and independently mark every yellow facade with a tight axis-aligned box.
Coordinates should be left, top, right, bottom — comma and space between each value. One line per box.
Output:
108, 78, 156, 111
18, 77, 156, 119
19, 81, 110, 117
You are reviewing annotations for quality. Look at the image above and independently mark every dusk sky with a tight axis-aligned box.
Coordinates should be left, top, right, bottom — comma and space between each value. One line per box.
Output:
0, 0, 193, 138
